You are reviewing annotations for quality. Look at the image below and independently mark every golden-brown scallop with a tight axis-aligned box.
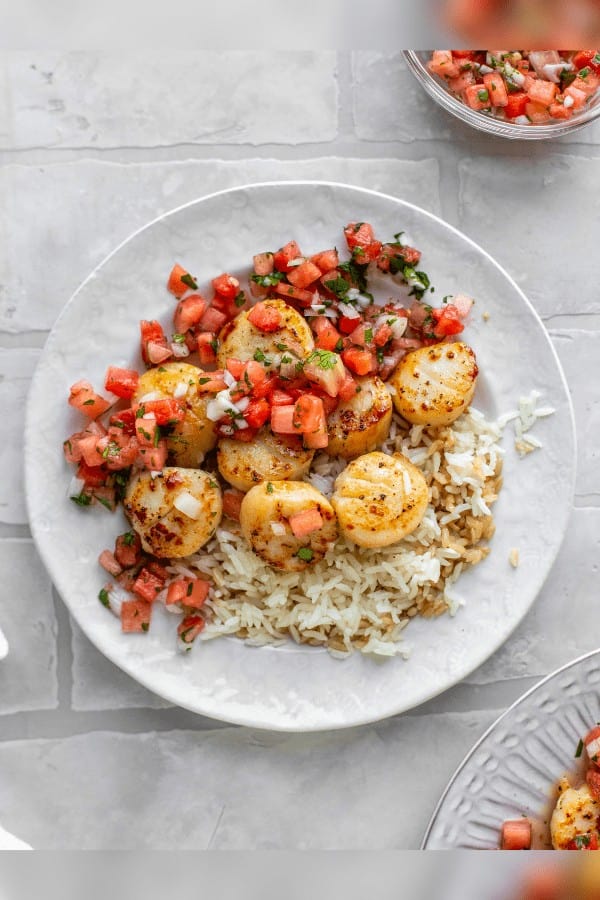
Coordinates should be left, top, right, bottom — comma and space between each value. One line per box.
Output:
389, 342, 478, 427
550, 778, 600, 850
326, 375, 393, 460
239, 481, 337, 572
216, 298, 314, 367
331, 451, 429, 549
218, 428, 314, 493
133, 362, 217, 467
124, 467, 222, 558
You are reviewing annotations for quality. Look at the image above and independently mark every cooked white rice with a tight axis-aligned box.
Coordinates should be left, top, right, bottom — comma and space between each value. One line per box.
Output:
165, 393, 552, 659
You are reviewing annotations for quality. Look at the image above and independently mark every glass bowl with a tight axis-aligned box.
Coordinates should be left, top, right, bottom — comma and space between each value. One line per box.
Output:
404, 50, 600, 140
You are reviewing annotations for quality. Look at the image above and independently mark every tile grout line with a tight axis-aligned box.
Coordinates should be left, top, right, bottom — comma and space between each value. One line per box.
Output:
52, 586, 75, 713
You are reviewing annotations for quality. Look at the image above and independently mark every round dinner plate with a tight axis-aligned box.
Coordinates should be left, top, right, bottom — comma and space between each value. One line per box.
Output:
25, 182, 575, 731
423, 650, 600, 849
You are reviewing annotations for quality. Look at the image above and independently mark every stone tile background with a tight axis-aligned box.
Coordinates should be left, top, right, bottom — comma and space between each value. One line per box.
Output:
0, 50, 598, 848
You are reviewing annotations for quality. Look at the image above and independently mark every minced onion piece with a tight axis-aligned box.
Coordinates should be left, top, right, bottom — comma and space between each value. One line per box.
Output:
287, 257, 305, 267
220, 425, 234, 436
206, 390, 239, 421
543, 62, 572, 83
173, 381, 188, 399
138, 391, 161, 403
223, 370, 236, 388
514, 115, 530, 125
383, 355, 397, 369
338, 302, 361, 319
235, 419, 249, 430
68, 475, 86, 498
479, 64, 494, 74
304, 304, 327, 317
236, 396, 250, 412
271, 522, 286, 536
564, 95, 575, 108
171, 342, 190, 359
347, 288, 372, 309
150, 470, 162, 479
279, 360, 298, 380
173, 490, 203, 520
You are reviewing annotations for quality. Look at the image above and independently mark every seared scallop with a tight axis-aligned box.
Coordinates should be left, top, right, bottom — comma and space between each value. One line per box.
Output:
218, 428, 314, 493
389, 342, 478, 427
124, 467, 222, 558
326, 375, 392, 460
239, 481, 337, 571
550, 778, 600, 850
134, 362, 217, 467
216, 298, 314, 367
331, 451, 429, 548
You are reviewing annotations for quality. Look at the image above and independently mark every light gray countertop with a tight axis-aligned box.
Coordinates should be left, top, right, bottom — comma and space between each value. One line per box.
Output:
0, 51, 597, 849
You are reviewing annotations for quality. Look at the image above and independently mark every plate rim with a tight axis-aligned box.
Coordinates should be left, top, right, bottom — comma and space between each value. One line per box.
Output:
24, 180, 577, 730
421, 647, 600, 848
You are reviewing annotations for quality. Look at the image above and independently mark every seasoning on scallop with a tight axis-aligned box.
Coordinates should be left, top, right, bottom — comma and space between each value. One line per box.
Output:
331, 451, 429, 549
218, 427, 314, 493
388, 341, 478, 427
216, 298, 314, 368
325, 375, 393, 460
124, 467, 222, 558
550, 777, 600, 850
239, 481, 337, 572
133, 362, 218, 467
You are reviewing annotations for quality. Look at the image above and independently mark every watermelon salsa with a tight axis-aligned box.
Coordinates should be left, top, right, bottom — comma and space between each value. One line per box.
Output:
63, 221, 474, 650
427, 50, 600, 123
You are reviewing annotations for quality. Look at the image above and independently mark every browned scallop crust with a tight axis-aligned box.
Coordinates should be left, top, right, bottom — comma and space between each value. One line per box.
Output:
389, 342, 478, 427
218, 428, 314, 493
326, 375, 393, 459
216, 298, 314, 366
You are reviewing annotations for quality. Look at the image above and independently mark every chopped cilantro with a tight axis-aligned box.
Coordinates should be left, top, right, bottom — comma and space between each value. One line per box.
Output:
82, 399, 95, 406
561, 70, 577, 87
234, 291, 246, 308
123, 532, 135, 546
266, 483, 274, 494
187, 581, 194, 597
306, 349, 338, 370
393, 231, 405, 244
141, 622, 149, 632
338, 260, 368, 293
71, 493, 92, 507
98, 588, 110, 608
575, 739, 584, 758
180, 272, 198, 290
574, 833, 591, 849
96, 496, 113, 510
153, 427, 161, 448
135, 405, 146, 418
364, 327, 373, 343
198, 377, 210, 385
376, 348, 384, 364
579, 66, 591, 79
210, 338, 218, 353
296, 547, 314, 562
173, 333, 186, 343
477, 88, 489, 103
250, 272, 284, 287
324, 276, 350, 299
335, 338, 344, 352
275, 342, 288, 352
158, 366, 167, 373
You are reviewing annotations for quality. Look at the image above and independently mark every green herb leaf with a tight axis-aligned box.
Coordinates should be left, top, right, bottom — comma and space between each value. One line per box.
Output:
187, 581, 194, 597
71, 493, 92, 507
266, 482, 274, 494
141, 622, 149, 632
98, 588, 110, 608
364, 327, 373, 343
575, 739, 584, 758
180, 272, 198, 290
338, 260, 368, 293
296, 547, 314, 562
135, 405, 146, 418
123, 532, 135, 546
250, 272, 285, 287
173, 333, 186, 343
198, 377, 210, 385
335, 338, 344, 352
324, 276, 350, 299
234, 291, 246, 308
82, 399, 96, 406
306, 349, 338, 371
477, 88, 489, 103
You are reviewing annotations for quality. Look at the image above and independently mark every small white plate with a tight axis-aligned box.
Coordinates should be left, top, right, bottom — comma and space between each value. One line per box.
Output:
25, 182, 575, 731
423, 650, 600, 849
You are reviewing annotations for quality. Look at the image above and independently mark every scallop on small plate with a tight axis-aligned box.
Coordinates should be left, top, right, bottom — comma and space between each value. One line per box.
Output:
24, 182, 575, 731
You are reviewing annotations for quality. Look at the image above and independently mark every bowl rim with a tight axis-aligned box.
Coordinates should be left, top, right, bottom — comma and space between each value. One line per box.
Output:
403, 50, 600, 140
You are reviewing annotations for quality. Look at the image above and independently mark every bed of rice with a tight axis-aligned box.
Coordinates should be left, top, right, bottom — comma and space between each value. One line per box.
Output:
167, 404, 509, 659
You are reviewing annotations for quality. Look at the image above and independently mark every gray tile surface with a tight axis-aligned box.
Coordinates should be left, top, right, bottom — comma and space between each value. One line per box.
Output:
0, 50, 596, 849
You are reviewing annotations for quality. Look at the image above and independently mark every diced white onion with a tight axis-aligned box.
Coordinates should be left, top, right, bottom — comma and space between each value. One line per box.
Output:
564, 95, 574, 108
543, 62, 571, 83
383, 356, 396, 368
513, 115, 530, 125
338, 302, 360, 319
236, 397, 250, 412
223, 370, 236, 388
68, 475, 86, 498
138, 391, 161, 403
287, 257, 305, 267
220, 425, 234, 436
173, 490, 202, 520
323, 307, 338, 319
304, 305, 326, 317
279, 360, 298, 380
509, 71, 525, 87
142, 412, 156, 422
150, 470, 162, 479
235, 419, 249, 430
479, 64, 494, 74
173, 381, 188, 399
271, 522, 286, 536
390, 317, 408, 340
171, 342, 190, 359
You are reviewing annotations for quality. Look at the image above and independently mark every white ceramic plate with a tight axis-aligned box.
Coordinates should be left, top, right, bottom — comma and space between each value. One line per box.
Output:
423, 650, 600, 849
25, 182, 575, 731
